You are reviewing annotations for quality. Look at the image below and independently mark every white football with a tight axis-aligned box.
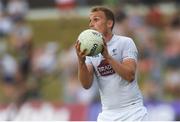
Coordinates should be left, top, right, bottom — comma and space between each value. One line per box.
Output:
78, 29, 103, 56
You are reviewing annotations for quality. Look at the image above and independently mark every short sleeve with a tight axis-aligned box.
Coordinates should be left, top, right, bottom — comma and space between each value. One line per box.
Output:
122, 38, 138, 62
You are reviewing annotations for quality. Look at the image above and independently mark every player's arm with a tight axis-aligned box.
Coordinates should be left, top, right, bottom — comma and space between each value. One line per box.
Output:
78, 63, 94, 89
102, 39, 137, 83
106, 57, 136, 83
75, 41, 94, 89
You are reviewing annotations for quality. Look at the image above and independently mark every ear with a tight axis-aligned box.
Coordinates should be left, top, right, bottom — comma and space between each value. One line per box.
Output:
107, 20, 113, 29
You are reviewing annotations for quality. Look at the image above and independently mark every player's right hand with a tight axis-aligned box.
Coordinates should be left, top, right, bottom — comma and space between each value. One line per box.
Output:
75, 40, 87, 63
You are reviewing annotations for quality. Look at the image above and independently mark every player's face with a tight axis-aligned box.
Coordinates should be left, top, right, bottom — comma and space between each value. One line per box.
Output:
89, 11, 110, 34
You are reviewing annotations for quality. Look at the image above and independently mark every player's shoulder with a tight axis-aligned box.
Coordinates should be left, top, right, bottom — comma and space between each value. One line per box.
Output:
113, 34, 134, 44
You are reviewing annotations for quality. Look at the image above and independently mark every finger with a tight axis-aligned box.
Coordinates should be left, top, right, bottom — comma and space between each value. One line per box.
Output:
82, 49, 87, 55
75, 40, 80, 47
75, 43, 80, 54
76, 42, 81, 51
75, 42, 78, 49
75, 42, 82, 57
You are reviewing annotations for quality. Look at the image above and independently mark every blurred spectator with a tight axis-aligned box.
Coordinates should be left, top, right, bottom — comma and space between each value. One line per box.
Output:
55, 0, 76, 10
32, 42, 58, 76
163, 13, 180, 69
0, 51, 29, 120
128, 10, 144, 31
146, 5, 164, 28
9, 19, 32, 51
1, 53, 17, 85
0, 42, 17, 100
6, 0, 29, 22
113, 7, 131, 36
0, 12, 13, 38
164, 70, 180, 99
9, 18, 33, 79
76, 0, 88, 6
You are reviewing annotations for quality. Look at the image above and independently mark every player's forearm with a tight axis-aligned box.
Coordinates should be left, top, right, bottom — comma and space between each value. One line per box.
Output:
106, 56, 135, 82
78, 62, 93, 89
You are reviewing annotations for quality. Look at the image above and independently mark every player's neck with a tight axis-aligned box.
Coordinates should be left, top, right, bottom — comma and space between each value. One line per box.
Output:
104, 32, 113, 42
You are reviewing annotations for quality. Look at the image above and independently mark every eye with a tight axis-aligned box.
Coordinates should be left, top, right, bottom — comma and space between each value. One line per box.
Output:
94, 17, 98, 22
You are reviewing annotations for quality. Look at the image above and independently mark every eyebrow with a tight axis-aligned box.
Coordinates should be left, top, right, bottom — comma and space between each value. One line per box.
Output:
94, 16, 101, 19
90, 16, 101, 20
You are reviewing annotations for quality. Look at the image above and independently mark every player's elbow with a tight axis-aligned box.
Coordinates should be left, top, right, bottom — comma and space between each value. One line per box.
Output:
125, 72, 135, 83
81, 80, 92, 89
82, 84, 92, 89
127, 75, 135, 83
83, 85, 91, 89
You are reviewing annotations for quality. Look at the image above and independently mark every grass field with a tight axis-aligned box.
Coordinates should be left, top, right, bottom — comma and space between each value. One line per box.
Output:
29, 17, 89, 49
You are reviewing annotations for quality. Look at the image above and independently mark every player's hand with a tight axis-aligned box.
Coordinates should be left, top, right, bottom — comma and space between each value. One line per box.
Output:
75, 40, 86, 63
101, 38, 111, 60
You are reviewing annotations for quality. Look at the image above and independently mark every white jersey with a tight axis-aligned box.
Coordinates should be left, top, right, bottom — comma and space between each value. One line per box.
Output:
85, 35, 143, 111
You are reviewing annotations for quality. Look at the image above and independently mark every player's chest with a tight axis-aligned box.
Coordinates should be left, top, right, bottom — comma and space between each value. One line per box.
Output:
91, 45, 123, 64
91, 45, 123, 76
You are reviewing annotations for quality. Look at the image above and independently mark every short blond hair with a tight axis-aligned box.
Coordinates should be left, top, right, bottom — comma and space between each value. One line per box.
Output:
91, 6, 115, 30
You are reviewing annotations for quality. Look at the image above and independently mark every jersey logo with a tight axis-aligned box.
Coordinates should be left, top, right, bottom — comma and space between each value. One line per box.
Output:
97, 59, 115, 76
112, 48, 117, 56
